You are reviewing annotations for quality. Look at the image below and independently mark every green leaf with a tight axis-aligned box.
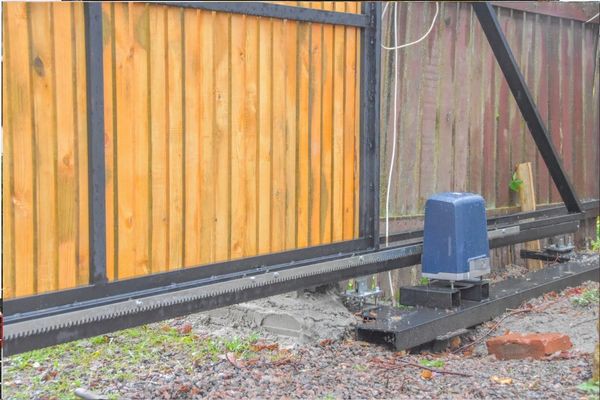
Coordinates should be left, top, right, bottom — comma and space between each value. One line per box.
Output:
509, 173, 523, 192
577, 379, 600, 394
419, 359, 445, 368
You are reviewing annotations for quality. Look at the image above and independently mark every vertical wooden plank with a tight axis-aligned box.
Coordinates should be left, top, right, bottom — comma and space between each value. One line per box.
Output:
398, 3, 425, 214
435, 2, 455, 195
296, 13, 310, 248
467, 6, 483, 195
271, 18, 286, 252
214, 11, 231, 261
102, 3, 116, 281
547, 16, 561, 204
522, 12, 538, 195
53, 3, 78, 289
534, 14, 550, 205
481, 12, 497, 207
309, 3, 322, 246
149, 5, 169, 272
284, 19, 298, 250
515, 162, 543, 271
131, 4, 150, 276
559, 20, 573, 195
3, 3, 15, 298
332, 1, 345, 241
418, 3, 441, 207
74, 2, 89, 285
354, 3, 361, 236
508, 10, 533, 171
321, 1, 334, 243
30, 3, 58, 293
343, 9, 358, 239
230, 14, 247, 258
199, 10, 215, 263
495, 10, 510, 208
258, 15, 273, 254
167, 7, 184, 270
183, 9, 201, 264
452, 3, 470, 193
7, 3, 36, 296
114, 3, 136, 278
244, 16, 259, 256
571, 22, 584, 196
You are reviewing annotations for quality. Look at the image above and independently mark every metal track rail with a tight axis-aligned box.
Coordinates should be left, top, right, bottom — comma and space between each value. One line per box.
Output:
3, 209, 594, 356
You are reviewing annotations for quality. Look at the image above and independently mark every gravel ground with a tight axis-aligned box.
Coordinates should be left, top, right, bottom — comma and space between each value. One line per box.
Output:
3, 256, 599, 399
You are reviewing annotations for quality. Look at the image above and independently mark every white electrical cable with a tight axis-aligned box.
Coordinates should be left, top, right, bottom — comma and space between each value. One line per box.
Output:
382, 2, 439, 51
381, 2, 439, 304
584, 12, 599, 24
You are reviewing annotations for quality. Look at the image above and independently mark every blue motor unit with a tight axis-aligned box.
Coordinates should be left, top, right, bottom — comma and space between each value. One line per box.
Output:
421, 192, 490, 281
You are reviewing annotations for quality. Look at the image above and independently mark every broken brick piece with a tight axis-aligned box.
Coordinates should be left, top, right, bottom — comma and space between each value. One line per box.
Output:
486, 332, 572, 360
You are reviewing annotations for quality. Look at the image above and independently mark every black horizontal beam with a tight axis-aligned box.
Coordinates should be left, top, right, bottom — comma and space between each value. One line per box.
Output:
382, 200, 599, 245
357, 259, 599, 351
4, 238, 372, 316
150, 2, 369, 27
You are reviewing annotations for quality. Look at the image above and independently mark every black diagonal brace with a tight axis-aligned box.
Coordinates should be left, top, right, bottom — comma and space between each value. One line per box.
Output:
472, 2, 582, 213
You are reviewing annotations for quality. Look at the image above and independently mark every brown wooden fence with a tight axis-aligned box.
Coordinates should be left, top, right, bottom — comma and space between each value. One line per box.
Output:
2, 1, 362, 297
381, 2, 600, 228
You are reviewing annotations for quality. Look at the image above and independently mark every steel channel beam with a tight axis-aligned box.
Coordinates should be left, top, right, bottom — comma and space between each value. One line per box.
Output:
359, 2, 382, 247
84, 3, 108, 284
152, 2, 369, 27
3, 246, 421, 356
382, 199, 599, 245
356, 260, 599, 351
4, 238, 371, 316
472, 2, 583, 213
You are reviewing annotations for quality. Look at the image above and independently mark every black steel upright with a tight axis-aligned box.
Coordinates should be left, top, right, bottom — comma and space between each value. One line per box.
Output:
359, 2, 382, 248
84, 3, 108, 284
472, 2, 583, 214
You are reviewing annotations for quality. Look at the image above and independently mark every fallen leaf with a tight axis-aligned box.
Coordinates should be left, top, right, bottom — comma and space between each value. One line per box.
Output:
420, 369, 433, 380
160, 324, 171, 332
177, 323, 192, 335
491, 376, 513, 385
226, 352, 244, 368
319, 339, 334, 347
250, 342, 279, 352
449, 336, 461, 349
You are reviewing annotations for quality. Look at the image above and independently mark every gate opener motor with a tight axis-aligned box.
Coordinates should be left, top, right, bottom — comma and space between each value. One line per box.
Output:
400, 193, 491, 309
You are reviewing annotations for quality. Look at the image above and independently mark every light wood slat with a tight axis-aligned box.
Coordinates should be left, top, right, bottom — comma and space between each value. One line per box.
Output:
284, 19, 299, 250
230, 14, 247, 258
332, 1, 346, 241
199, 10, 216, 264
258, 15, 273, 254
309, 2, 323, 246
73, 2, 89, 286
271, 18, 287, 253
3, 4, 15, 298
149, 5, 169, 272
114, 3, 136, 279
213, 11, 231, 262
53, 3, 78, 289
321, 1, 334, 243
30, 3, 58, 293
6, 3, 37, 296
183, 9, 202, 265
166, 7, 184, 270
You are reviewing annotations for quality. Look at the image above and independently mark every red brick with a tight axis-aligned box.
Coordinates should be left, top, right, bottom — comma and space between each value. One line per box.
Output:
486, 332, 572, 360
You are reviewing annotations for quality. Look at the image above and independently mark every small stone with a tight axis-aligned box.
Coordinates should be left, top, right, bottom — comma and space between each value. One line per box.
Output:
486, 332, 572, 360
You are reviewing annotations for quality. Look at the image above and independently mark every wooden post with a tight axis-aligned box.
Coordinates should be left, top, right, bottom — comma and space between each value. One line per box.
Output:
515, 162, 544, 270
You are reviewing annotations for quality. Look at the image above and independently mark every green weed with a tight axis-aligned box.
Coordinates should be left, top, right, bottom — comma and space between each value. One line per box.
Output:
577, 379, 599, 395
419, 359, 445, 368
571, 288, 600, 307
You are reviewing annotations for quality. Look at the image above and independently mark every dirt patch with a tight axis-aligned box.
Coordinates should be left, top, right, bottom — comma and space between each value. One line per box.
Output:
177, 287, 358, 348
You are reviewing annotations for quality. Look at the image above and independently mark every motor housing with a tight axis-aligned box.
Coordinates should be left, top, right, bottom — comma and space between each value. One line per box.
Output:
421, 192, 490, 280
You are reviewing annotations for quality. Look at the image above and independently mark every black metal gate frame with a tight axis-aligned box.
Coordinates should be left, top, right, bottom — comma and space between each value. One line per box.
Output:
3, 2, 595, 355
